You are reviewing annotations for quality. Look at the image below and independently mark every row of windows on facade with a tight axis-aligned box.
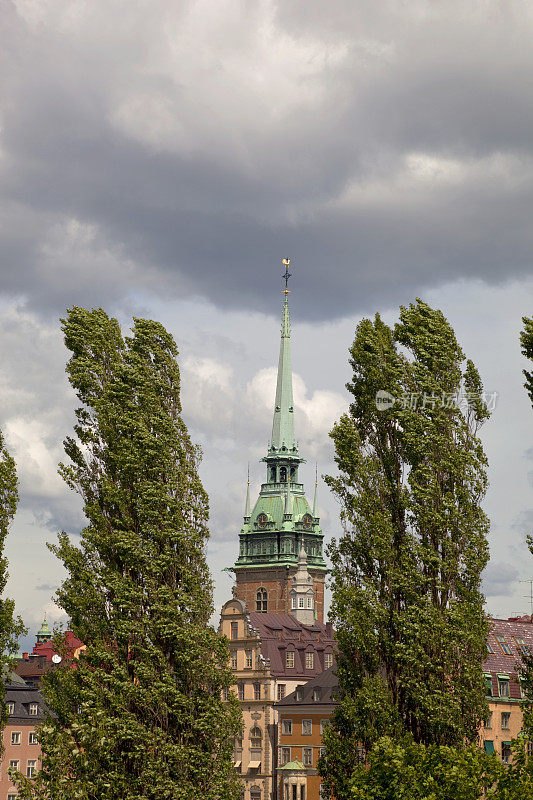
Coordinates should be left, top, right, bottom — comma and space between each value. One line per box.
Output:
240, 541, 322, 557
7, 732, 38, 746
5, 758, 38, 778
488, 635, 529, 657
482, 740, 530, 764
6, 703, 38, 716
484, 711, 513, 730
281, 718, 329, 736
228, 649, 333, 678
485, 674, 518, 698
279, 745, 326, 767
282, 785, 329, 800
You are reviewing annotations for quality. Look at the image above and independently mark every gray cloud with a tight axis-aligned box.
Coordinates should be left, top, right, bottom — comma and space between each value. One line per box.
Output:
483, 561, 520, 598
1, 1, 533, 322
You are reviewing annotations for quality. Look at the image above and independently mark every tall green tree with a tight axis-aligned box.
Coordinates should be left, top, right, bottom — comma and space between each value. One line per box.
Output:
321, 300, 492, 799
0, 430, 26, 746
16, 307, 241, 800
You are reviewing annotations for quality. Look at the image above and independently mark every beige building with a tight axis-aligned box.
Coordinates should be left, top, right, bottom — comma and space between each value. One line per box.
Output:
0, 673, 44, 800
219, 588, 335, 800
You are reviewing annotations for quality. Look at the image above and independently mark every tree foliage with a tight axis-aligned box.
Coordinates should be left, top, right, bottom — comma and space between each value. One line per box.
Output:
0, 429, 26, 748
321, 300, 492, 798
520, 315, 533, 407
15, 307, 241, 800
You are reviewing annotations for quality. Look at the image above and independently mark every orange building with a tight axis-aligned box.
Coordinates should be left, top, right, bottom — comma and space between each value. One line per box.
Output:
0, 672, 45, 800
276, 669, 337, 800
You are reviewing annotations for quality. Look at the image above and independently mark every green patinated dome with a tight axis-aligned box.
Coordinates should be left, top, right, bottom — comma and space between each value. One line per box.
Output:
36, 613, 52, 643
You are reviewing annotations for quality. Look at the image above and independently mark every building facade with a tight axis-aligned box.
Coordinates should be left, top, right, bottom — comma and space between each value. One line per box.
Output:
0, 673, 45, 800
277, 669, 337, 800
219, 595, 335, 800
232, 284, 327, 622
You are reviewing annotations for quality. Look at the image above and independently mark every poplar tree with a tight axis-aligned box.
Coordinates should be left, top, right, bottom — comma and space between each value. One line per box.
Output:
16, 307, 241, 800
0, 430, 26, 742
321, 300, 492, 799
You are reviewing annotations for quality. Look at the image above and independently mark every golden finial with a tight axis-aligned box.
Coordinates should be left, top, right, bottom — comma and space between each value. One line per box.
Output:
282, 258, 291, 294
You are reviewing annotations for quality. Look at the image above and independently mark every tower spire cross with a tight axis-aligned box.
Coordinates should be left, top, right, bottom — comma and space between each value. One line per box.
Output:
282, 257, 291, 293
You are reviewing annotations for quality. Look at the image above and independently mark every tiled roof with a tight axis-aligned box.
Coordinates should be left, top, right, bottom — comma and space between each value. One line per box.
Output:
276, 665, 338, 707
4, 676, 47, 722
484, 617, 533, 699
248, 612, 336, 679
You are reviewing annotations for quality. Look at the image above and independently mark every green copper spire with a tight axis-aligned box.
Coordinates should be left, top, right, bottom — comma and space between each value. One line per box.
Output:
269, 292, 297, 455
313, 464, 319, 519
234, 259, 327, 577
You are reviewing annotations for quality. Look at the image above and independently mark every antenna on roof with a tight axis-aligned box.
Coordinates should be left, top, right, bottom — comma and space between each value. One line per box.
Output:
520, 579, 533, 615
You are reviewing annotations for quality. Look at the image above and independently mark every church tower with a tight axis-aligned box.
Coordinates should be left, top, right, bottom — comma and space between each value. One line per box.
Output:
232, 261, 327, 621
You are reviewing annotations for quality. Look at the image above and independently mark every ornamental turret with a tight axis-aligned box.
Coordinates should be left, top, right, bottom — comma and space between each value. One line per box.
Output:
232, 260, 327, 620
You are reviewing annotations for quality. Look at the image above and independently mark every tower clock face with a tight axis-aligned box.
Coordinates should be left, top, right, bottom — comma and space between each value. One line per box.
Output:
257, 513, 268, 528
302, 514, 313, 529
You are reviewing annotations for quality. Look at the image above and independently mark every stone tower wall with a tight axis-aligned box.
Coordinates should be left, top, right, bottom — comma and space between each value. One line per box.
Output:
235, 567, 325, 621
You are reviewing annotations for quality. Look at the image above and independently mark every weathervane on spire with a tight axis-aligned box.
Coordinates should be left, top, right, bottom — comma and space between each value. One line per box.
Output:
282, 258, 291, 294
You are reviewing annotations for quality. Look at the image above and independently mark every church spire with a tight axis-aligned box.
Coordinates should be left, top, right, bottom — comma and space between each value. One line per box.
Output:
313, 463, 319, 519
269, 259, 297, 456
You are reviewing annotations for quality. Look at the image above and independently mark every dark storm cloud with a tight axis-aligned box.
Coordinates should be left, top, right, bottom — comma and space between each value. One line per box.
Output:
1, 1, 533, 321
483, 561, 520, 598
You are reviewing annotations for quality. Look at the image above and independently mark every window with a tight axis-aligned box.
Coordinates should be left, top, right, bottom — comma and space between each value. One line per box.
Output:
286, 651, 295, 669
324, 653, 333, 670
26, 760, 37, 778
256, 587, 268, 612
231, 651, 238, 669
231, 622, 238, 640
501, 712, 511, 730
296, 687, 303, 701
486, 641, 494, 654
303, 747, 313, 766
222, 687, 228, 701
484, 740, 495, 755
298, 597, 305, 609
319, 746, 326, 760
245, 650, 253, 668
291, 597, 297, 609
313, 688, 321, 701
320, 719, 329, 734
7, 795, 17, 800
485, 711, 493, 729
305, 652, 314, 670
253, 683, 261, 700
527, 741, 533, 758
250, 726, 262, 748
29, 732, 38, 745
485, 676, 493, 697
238, 684, 244, 701
302, 719, 312, 735
280, 746, 291, 765
498, 677, 510, 698
250, 791, 261, 800
515, 636, 529, 657
11, 732, 21, 745
282, 719, 293, 735
9, 760, 19, 770
7, 702, 14, 715
29, 703, 38, 716
502, 741, 512, 764
277, 684, 286, 701
306, 597, 312, 609
496, 635, 513, 656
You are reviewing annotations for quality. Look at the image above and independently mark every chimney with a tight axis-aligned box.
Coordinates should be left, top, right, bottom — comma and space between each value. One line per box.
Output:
22, 652, 28, 660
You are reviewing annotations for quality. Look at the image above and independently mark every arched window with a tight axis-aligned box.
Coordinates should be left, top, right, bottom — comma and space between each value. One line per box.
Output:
250, 726, 262, 748
256, 587, 268, 612
280, 466, 287, 482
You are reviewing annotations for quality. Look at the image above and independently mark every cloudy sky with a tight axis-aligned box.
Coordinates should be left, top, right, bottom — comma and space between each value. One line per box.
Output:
1, 0, 533, 650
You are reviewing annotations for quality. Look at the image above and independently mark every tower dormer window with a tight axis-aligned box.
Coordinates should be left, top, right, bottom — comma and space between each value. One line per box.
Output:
256, 588, 268, 613
280, 467, 287, 482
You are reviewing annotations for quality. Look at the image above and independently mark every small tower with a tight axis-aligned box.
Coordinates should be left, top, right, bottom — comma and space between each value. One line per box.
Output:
36, 613, 52, 644
290, 545, 316, 625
